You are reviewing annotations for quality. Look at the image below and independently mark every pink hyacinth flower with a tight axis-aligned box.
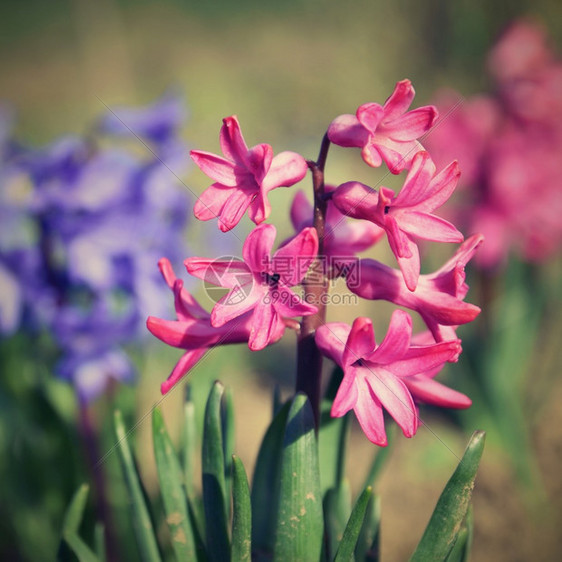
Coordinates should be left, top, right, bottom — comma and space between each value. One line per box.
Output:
315, 310, 462, 446
332, 151, 464, 291
327, 79, 438, 174
185, 223, 318, 351
147, 259, 285, 394
288, 188, 384, 275
348, 234, 484, 343
191, 115, 308, 232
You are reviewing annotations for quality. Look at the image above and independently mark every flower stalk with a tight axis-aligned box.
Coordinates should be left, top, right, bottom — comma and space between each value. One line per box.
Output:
296, 133, 331, 428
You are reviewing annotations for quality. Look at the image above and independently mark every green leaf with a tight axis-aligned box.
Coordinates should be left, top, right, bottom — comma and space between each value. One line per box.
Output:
182, 390, 197, 501
62, 483, 90, 537
273, 394, 323, 562
355, 493, 381, 562
334, 486, 373, 562
251, 401, 290, 558
202, 381, 230, 561
114, 410, 162, 562
231, 455, 252, 562
152, 407, 197, 561
63, 533, 100, 562
94, 523, 106, 562
445, 504, 473, 562
59, 484, 100, 562
409, 431, 485, 562
223, 387, 236, 520
323, 479, 352, 561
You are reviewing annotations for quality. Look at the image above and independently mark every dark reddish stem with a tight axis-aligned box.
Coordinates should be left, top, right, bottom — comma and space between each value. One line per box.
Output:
296, 133, 331, 428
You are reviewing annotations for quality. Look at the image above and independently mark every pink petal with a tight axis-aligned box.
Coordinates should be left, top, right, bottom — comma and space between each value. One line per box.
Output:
357, 103, 385, 132
405, 375, 472, 408
247, 189, 272, 225
420, 295, 481, 326
246, 143, 273, 184
365, 369, 417, 438
327, 114, 367, 148
161, 348, 208, 394
211, 286, 262, 327
243, 224, 276, 273
399, 211, 464, 243
385, 106, 438, 141
376, 138, 423, 174
361, 142, 384, 168
353, 379, 388, 445
414, 160, 461, 212
248, 301, 279, 351
331, 181, 380, 220
273, 226, 319, 286
272, 286, 318, 317
190, 150, 239, 186
184, 257, 251, 288
193, 183, 235, 222
219, 115, 249, 163
385, 214, 415, 258
393, 151, 436, 207
397, 246, 421, 292
217, 186, 254, 231
331, 368, 359, 417
342, 317, 375, 367
367, 309, 412, 364
315, 322, 351, 366
387, 339, 462, 377
262, 151, 308, 192
290, 190, 313, 231
382, 79, 415, 121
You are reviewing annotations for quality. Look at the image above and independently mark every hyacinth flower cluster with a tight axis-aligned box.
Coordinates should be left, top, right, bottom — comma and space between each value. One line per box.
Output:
148, 79, 484, 446
0, 93, 191, 401
425, 19, 562, 269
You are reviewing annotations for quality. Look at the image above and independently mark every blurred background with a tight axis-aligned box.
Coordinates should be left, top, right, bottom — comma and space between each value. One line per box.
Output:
1, 0, 562, 560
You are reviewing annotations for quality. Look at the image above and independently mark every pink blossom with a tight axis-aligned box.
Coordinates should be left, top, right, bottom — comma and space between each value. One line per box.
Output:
184, 223, 318, 351
288, 188, 383, 276
147, 259, 285, 394
191, 115, 308, 232
327, 79, 438, 173
315, 310, 462, 445
332, 151, 463, 290
348, 234, 484, 343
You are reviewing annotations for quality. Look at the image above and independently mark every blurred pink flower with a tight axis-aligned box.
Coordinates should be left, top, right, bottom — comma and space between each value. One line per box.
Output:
348, 234, 484, 343
315, 310, 462, 445
191, 115, 308, 231
185, 223, 318, 351
147, 258, 285, 394
327, 79, 438, 173
332, 151, 463, 290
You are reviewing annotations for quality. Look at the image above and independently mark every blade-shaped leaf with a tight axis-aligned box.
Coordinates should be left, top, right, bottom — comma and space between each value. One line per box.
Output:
273, 393, 323, 562
114, 410, 162, 562
355, 493, 381, 562
409, 431, 485, 562
182, 389, 197, 501
223, 387, 236, 520
231, 455, 252, 562
62, 483, 90, 537
445, 504, 473, 562
202, 381, 230, 561
94, 523, 106, 562
334, 486, 373, 562
152, 407, 197, 561
323, 479, 352, 561
319, 401, 349, 495
251, 402, 290, 557
64, 533, 100, 562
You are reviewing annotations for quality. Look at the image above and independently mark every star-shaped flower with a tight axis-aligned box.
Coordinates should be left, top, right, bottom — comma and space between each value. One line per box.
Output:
147, 258, 286, 394
332, 151, 463, 290
327, 79, 438, 173
315, 310, 461, 445
191, 116, 308, 231
185, 223, 318, 351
